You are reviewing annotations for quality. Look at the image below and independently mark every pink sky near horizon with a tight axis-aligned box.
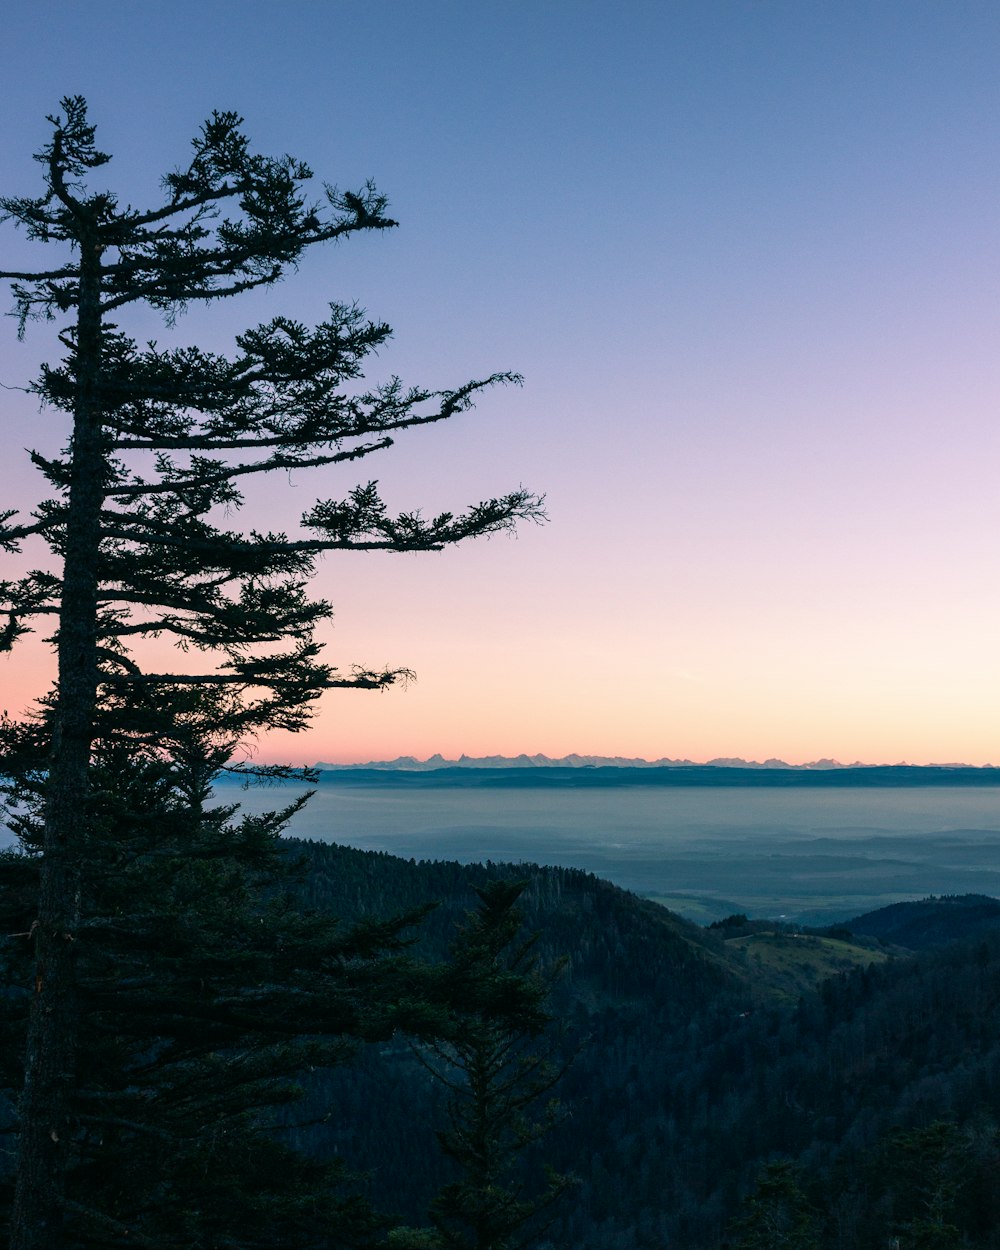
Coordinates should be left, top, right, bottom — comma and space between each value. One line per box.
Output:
3, 3, 1000, 768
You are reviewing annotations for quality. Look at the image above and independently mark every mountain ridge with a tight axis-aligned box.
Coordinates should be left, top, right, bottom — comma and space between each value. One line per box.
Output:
312, 752, 864, 771
311, 751, 984, 772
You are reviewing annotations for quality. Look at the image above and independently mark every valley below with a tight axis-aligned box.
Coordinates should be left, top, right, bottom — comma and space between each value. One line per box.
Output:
280, 838, 1000, 1249
219, 776, 1000, 923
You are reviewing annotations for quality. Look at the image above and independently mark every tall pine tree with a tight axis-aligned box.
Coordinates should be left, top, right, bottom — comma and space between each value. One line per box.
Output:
0, 98, 541, 1250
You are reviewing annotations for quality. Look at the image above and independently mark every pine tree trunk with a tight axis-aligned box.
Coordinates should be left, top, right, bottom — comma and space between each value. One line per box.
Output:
10, 241, 104, 1250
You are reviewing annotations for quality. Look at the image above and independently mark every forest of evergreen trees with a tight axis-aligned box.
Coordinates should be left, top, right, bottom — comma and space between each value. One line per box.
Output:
259, 841, 1000, 1249
8, 815, 1000, 1246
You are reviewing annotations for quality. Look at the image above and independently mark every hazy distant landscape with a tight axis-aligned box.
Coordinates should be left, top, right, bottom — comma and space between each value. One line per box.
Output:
9, 765, 997, 923
219, 770, 1000, 924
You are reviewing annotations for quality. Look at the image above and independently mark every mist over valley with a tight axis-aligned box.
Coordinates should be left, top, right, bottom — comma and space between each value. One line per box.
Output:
220, 774, 1000, 924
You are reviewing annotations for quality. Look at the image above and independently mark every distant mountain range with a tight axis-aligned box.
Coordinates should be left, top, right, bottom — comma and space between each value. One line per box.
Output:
313, 752, 937, 771
299, 754, 1000, 789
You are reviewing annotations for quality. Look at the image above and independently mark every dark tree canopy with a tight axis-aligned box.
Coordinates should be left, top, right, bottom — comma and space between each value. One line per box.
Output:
0, 98, 542, 1250
0, 730, 443, 1249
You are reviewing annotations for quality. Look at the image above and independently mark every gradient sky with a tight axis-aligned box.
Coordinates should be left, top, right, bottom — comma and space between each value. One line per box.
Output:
2, 2, 1000, 766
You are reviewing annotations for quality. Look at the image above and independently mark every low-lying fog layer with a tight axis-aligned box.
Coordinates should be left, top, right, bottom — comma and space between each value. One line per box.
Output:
216, 782, 1000, 924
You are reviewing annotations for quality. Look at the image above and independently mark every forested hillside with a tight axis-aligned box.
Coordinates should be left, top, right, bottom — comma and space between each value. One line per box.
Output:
846, 893, 1000, 950
281, 840, 1000, 1249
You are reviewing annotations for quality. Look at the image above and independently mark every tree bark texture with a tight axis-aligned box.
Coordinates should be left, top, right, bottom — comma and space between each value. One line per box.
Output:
11, 239, 104, 1250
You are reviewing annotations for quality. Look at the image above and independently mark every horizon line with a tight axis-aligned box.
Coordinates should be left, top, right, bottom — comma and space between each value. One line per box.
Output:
300, 752, 995, 771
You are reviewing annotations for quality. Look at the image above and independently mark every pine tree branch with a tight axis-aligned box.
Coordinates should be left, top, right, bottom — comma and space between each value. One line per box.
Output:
103, 618, 298, 648
95, 525, 452, 555
101, 669, 403, 691
100, 273, 267, 314
121, 185, 241, 228
109, 374, 521, 451
0, 515, 59, 546
0, 267, 78, 282
108, 438, 393, 498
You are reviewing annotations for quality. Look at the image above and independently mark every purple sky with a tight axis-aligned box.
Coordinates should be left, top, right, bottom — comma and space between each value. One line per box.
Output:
3, 2, 1000, 765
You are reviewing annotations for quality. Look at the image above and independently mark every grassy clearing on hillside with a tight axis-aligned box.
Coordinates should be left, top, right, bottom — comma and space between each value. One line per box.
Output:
726, 931, 892, 1001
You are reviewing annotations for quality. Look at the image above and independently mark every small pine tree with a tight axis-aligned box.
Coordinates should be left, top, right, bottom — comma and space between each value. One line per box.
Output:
888, 1122, 965, 1250
397, 881, 575, 1250
726, 1161, 820, 1250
